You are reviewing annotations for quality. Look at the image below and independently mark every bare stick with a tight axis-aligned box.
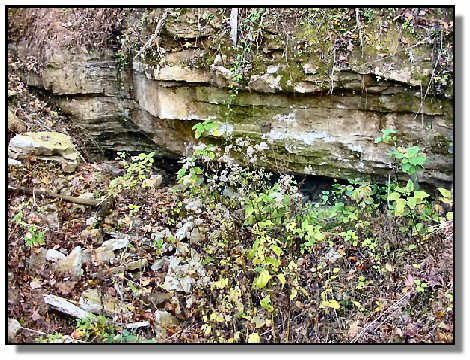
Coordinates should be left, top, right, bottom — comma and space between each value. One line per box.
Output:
350, 292, 411, 343
230, 8, 239, 46
134, 9, 170, 60
8, 185, 101, 207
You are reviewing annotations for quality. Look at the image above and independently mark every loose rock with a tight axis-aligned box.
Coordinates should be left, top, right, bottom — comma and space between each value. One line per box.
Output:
126, 321, 150, 330
175, 221, 194, 241
154, 310, 178, 328
126, 258, 148, 271
8, 131, 80, 173
29, 247, 47, 275
46, 249, 66, 262
8, 318, 22, 342
79, 288, 130, 317
142, 174, 163, 189
43, 294, 89, 318
55, 246, 83, 279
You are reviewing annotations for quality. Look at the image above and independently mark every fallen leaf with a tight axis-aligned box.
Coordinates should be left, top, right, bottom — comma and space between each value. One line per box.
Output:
56, 281, 76, 295
348, 320, 360, 338
405, 274, 414, 288
30, 278, 42, 290
31, 307, 41, 321
71, 330, 82, 340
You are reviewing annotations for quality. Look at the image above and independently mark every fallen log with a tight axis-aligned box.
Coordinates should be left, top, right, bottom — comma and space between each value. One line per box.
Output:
8, 185, 101, 207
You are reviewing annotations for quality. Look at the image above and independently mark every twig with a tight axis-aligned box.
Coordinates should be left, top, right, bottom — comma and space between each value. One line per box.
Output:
355, 8, 364, 60
350, 291, 411, 343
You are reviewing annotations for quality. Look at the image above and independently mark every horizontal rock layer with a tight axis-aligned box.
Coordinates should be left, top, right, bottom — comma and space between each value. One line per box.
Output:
12, 8, 453, 188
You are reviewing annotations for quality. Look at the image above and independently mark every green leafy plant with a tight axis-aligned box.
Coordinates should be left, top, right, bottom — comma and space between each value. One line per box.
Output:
75, 315, 115, 342
24, 224, 45, 248
387, 180, 429, 216
35, 332, 66, 343
414, 279, 428, 293
192, 120, 219, 139
375, 129, 426, 176
108, 152, 155, 195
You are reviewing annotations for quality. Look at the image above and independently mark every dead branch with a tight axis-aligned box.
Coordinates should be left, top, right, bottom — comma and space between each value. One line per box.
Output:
8, 185, 101, 207
134, 8, 170, 61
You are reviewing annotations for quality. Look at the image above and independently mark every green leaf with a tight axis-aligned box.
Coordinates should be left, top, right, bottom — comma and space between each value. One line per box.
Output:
446, 212, 453, 220
265, 256, 280, 268
260, 295, 274, 312
394, 198, 406, 216
387, 192, 401, 201
277, 273, 286, 286
407, 197, 417, 209
409, 153, 426, 166
406, 146, 420, 157
290, 288, 297, 300
413, 190, 429, 201
247, 333, 260, 343
402, 163, 413, 175
438, 188, 452, 198
253, 269, 271, 289
176, 168, 186, 179
404, 179, 414, 193
374, 137, 382, 143
271, 244, 283, 257
383, 129, 397, 136
321, 299, 341, 310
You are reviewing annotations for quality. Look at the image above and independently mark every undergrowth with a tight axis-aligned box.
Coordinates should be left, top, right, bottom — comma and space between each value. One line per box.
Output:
156, 121, 454, 343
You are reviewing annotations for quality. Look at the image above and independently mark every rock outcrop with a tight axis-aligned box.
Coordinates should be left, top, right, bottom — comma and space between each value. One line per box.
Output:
11, 8, 453, 188
8, 131, 80, 173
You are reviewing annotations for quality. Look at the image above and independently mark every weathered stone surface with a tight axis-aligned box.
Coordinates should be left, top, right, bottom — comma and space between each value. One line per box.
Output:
126, 321, 150, 330
43, 294, 89, 318
46, 249, 66, 262
55, 246, 83, 279
154, 310, 178, 327
163, 256, 209, 293
125, 258, 148, 271
142, 174, 163, 189
151, 258, 168, 271
29, 248, 47, 275
9, 132, 80, 173
12, 9, 453, 188
8, 107, 26, 134
8, 158, 22, 166
79, 288, 130, 317
8, 318, 22, 342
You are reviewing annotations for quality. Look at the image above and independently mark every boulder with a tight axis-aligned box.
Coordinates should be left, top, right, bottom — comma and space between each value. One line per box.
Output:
8, 132, 80, 173
55, 246, 83, 279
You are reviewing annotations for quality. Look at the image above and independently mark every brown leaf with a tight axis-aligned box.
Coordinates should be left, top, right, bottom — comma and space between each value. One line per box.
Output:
31, 307, 41, 321
56, 281, 76, 295
348, 320, 360, 338
71, 330, 82, 340
107, 287, 117, 297
405, 274, 414, 288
